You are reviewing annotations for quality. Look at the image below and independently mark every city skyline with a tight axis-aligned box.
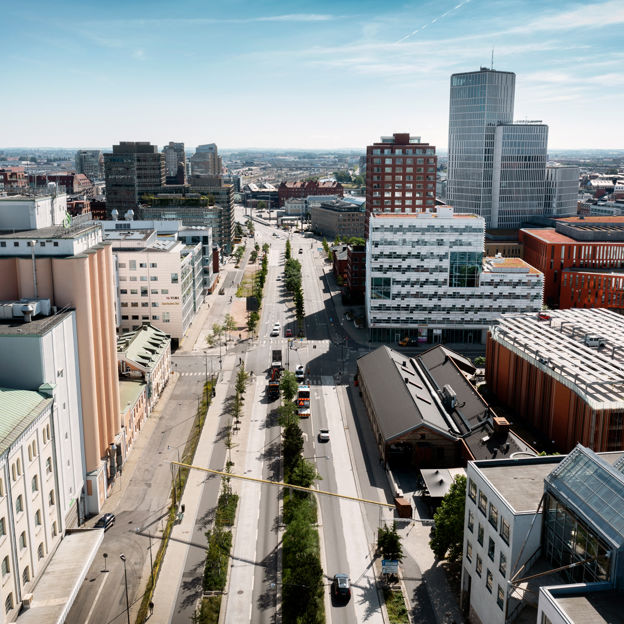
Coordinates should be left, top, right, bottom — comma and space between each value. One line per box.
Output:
3, 0, 624, 149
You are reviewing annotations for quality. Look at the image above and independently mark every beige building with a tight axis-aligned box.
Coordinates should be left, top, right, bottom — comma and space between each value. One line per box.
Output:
0, 388, 62, 621
106, 229, 203, 347
310, 200, 366, 240
0, 195, 120, 514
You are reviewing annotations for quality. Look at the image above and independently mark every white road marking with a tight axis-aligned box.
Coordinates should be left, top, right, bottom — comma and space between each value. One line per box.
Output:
85, 572, 109, 624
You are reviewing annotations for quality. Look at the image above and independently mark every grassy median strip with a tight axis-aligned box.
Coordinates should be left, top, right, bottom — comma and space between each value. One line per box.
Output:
135, 379, 215, 624
383, 587, 410, 624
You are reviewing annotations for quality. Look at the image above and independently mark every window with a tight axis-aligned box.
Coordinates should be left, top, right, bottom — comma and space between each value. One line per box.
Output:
466, 541, 472, 562
35, 510, 41, 526
486, 569, 493, 592
170, 273, 179, 283
46, 457, 52, 474
478, 491, 487, 515
476, 554, 482, 577
22, 567, 30, 584
371, 277, 392, 300
469, 479, 477, 502
163, 312, 170, 323
4, 593, 13, 614
52, 521, 57, 537
150, 276, 158, 281
489, 503, 499, 530
161, 289, 168, 294
488, 537, 495, 561
15, 495, 23, 513
0, 517, 5, 537
37, 543, 44, 560
478, 524, 484, 546
467, 509, 474, 532
129, 260, 136, 270
49, 490, 55, 506
19, 531, 26, 549
139, 262, 147, 268
1, 556, 9, 576
497, 586, 505, 610
120, 289, 128, 294
130, 289, 138, 295
499, 551, 507, 576
32, 475, 39, 492
500, 518, 510, 544
0, 477, 3, 497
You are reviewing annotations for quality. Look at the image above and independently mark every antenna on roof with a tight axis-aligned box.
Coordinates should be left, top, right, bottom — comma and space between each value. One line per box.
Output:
491, 48, 494, 70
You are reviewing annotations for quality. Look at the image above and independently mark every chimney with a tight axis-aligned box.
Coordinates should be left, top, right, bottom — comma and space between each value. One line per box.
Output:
22, 304, 34, 323
492, 416, 510, 433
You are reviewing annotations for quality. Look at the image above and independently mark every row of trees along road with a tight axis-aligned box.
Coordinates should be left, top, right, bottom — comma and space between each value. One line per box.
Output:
246, 244, 269, 336
284, 239, 305, 330
278, 370, 325, 623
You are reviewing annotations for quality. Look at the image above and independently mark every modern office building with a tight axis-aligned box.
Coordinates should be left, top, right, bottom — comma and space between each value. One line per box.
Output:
104, 142, 165, 217
544, 165, 579, 218
519, 216, 624, 309
74, 150, 104, 181
365, 206, 544, 343
310, 199, 366, 239
486, 308, 624, 453
448, 68, 577, 229
0, 192, 121, 513
105, 229, 203, 347
190, 143, 221, 177
365, 133, 437, 235
162, 142, 186, 185
461, 445, 624, 624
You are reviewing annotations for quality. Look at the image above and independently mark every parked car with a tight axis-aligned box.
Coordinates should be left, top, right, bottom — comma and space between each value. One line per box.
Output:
318, 428, 330, 443
295, 365, 305, 382
332, 573, 351, 601
298, 248, 303, 254
94, 513, 115, 531
285, 328, 293, 337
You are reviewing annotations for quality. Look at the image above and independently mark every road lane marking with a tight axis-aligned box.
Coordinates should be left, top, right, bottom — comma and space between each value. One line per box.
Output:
84, 572, 109, 624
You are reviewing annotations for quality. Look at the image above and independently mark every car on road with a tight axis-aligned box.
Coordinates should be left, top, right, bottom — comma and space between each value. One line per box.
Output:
298, 248, 303, 254
270, 322, 280, 337
94, 513, 115, 531
332, 574, 351, 601
295, 365, 305, 382
285, 328, 293, 337
318, 428, 330, 443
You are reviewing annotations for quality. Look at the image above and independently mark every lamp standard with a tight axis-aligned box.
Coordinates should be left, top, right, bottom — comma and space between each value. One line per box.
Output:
119, 554, 130, 624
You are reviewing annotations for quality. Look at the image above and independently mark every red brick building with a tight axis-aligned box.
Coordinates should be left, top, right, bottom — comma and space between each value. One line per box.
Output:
0, 167, 27, 191
486, 309, 624, 453
28, 172, 93, 196
520, 217, 624, 309
278, 180, 343, 206
365, 133, 437, 236
345, 244, 366, 303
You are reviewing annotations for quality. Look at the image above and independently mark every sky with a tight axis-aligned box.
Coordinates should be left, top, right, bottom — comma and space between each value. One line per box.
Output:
2, 0, 623, 150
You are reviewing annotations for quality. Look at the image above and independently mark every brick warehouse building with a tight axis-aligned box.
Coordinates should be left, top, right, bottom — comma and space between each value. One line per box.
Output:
486, 309, 624, 453
520, 216, 624, 309
365, 133, 437, 236
277, 180, 343, 206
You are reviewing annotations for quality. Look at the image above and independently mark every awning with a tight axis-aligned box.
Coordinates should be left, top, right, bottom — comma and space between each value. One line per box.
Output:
420, 468, 453, 499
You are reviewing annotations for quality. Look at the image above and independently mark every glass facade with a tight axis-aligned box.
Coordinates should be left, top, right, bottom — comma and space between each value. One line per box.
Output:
449, 251, 482, 287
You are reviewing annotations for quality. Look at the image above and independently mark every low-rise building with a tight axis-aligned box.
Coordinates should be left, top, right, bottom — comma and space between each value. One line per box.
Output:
106, 229, 203, 347
356, 345, 533, 468
366, 206, 544, 344
278, 180, 343, 206
461, 445, 624, 624
486, 308, 624, 453
345, 244, 366, 303
310, 199, 366, 240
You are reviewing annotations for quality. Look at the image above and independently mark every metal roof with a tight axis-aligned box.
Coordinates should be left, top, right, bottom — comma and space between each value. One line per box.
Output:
117, 323, 169, 371
0, 387, 51, 456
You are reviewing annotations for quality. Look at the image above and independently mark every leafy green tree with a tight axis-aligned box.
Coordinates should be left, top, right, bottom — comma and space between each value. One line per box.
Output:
235, 364, 248, 398
280, 370, 299, 403
247, 310, 259, 335
473, 356, 486, 367
289, 458, 319, 489
262, 242, 269, 254
285, 239, 292, 260
429, 475, 466, 562
235, 223, 244, 238
377, 523, 404, 561
257, 200, 266, 210
223, 313, 237, 341
283, 421, 304, 473
294, 287, 305, 321
278, 401, 299, 427
282, 550, 324, 624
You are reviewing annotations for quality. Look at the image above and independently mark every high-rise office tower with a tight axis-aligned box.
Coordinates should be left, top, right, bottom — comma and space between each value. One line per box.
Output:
75, 149, 104, 181
364, 133, 437, 235
163, 141, 186, 185
104, 142, 165, 217
191, 143, 222, 176
447, 68, 516, 227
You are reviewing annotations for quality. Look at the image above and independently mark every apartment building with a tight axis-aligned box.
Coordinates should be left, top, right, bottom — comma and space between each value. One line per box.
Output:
486, 308, 624, 453
366, 206, 544, 343
462, 445, 624, 624
107, 229, 203, 347
310, 199, 366, 239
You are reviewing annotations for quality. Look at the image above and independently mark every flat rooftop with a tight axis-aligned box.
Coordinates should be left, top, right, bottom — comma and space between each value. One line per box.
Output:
483, 256, 541, 275
490, 309, 624, 410
0, 310, 74, 337
0, 223, 101, 240
553, 589, 624, 624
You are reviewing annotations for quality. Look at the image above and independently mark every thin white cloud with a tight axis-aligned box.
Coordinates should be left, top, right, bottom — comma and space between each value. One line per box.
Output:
397, 0, 472, 43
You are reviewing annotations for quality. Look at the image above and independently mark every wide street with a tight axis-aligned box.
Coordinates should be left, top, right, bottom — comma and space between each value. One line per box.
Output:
67, 206, 439, 624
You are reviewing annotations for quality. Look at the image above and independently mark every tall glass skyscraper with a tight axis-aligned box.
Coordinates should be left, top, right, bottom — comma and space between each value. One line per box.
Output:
448, 68, 556, 229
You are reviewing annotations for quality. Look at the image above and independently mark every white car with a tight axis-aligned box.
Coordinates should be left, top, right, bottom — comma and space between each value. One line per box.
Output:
318, 429, 330, 443
295, 365, 305, 382
270, 323, 280, 337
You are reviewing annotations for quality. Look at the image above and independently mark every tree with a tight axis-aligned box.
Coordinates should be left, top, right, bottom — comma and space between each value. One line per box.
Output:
283, 422, 304, 473
285, 239, 292, 260
429, 475, 466, 562
247, 310, 259, 335
262, 242, 269, 254
223, 314, 237, 342
289, 458, 319, 488
280, 370, 299, 403
377, 523, 403, 561
235, 223, 244, 238
294, 288, 305, 321
235, 364, 248, 398
207, 323, 224, 347
473, 356, 486, 367
257, 200, 266, 210
277, 401, 298, 427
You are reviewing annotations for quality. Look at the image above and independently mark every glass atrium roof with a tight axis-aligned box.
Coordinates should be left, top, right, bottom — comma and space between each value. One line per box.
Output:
546, 445, 624, 549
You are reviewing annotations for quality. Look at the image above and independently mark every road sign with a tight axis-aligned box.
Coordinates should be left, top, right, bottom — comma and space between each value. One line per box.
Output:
382, 559, 399, 575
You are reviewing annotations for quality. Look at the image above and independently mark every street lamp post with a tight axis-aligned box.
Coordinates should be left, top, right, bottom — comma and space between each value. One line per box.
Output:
119, 554, 130, 624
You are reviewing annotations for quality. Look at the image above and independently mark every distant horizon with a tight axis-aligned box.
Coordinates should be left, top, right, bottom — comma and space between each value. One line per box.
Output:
2, 1, 623, 149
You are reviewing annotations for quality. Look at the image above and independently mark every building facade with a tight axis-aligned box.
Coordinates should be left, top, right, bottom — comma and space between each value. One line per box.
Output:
162, 142, 186, 185
520, 217, 624, 309
544, 165, 579, 218
365, 133, 437, 235
366, 206, 544, 343
310, 200, 366, 239
104, 142, 165, 217
74, 150, 104, 182
278, 180, 344, 206
486, 308, 624, 453
190, 144, 221, 177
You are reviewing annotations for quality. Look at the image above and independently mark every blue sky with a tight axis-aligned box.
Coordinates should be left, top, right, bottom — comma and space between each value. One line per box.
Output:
2, 0, 623, 150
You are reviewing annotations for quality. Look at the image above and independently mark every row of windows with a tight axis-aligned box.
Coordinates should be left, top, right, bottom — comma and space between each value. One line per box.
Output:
118, 261, 158, 269
469, 479, 510, 543
0, 241, 60, 248
372, 157, 435, 165
466, 544, 505, 610
371, 147, 435, 155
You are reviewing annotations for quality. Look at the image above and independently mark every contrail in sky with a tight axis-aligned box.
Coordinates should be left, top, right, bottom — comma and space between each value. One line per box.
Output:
397, 0, 472, 43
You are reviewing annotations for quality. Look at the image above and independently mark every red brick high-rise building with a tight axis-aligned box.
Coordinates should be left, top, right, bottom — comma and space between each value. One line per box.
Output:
365, 133, 437, 236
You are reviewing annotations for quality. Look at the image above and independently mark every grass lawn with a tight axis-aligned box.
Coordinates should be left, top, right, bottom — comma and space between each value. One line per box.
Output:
383, 587, 409, 624
236, 268, 256, 298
